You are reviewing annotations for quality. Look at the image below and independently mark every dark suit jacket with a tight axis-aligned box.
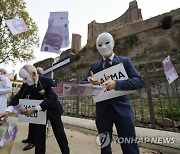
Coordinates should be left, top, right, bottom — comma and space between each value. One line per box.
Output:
84, 55, 144, 118
9, 75, 63, 115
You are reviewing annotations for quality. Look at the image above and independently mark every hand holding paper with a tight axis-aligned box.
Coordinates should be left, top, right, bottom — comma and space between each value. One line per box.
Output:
22, 107, 36, 116
89, 71, 101, 85
102, 74, 116, 90
92, 63, 135, 102
0, 112, 10, 122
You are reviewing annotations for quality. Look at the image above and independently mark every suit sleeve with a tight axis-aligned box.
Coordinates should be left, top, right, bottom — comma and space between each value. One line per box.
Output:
115, 57, 144, 90
9, 84, 27, 106
40, 78, 58, 111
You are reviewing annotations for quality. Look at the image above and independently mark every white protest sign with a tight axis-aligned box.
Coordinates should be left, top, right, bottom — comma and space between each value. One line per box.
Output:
93, 63, 134, 102
5, 18, 28, 35
163, 55, 178, 84
18, 99, 47, 125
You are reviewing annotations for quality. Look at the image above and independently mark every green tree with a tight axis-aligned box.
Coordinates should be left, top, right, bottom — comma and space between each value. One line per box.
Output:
0, 0, 39, 64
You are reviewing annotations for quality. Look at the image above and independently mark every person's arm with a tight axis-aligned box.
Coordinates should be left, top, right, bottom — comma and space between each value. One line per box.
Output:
21, 79, 57, 116
115, 57, 144, 91
39, 78, 58, 111
0, 82, 27, 120
9, 83, 27, 106
0, 77, 12, 95
5, 83, 27, 114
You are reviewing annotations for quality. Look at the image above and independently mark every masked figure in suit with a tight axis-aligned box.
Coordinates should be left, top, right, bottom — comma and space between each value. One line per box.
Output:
83, 32, 144, 154
21, 67, 46, 151
0, 65, 70, 154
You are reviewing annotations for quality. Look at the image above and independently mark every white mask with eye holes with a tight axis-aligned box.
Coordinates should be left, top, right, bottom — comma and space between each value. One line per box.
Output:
19, 68, 35, 86
96, 32, 115, 58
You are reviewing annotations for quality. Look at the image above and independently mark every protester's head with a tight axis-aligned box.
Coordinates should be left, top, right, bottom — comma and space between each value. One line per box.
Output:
96, 32, 115, 58
19, 64, 38, 86
0, 68, 7, 75
37, 67, 44, 75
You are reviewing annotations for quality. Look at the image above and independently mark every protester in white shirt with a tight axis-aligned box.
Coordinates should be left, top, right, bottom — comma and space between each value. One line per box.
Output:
0, 68, 12, 114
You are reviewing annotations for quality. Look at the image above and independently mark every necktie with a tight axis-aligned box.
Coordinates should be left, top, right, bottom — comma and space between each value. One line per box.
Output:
33, 84, 37, 88
104, 58, 111, 69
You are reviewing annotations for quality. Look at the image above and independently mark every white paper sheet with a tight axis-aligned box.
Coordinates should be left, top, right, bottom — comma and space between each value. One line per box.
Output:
5, 18, 28, 35
92, 63, 135, 102
18, 99, 47, 125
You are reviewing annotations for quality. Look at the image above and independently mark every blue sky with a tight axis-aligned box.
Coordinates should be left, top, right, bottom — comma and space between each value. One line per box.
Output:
3, 0, 180, 74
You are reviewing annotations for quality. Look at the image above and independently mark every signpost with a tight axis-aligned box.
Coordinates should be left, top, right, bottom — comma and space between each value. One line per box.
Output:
43, 56, 71, 77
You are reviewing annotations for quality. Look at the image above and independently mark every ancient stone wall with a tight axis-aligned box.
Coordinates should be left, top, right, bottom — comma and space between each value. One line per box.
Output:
34, 1, 180, 79
71, 33, 81, 53
87, 0, 142, 45
87, 2, 180, 47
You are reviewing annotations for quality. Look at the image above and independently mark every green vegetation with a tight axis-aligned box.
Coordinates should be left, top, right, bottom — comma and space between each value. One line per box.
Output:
0, 0, 39, 64
132, 98, 180, 120
72, 54, 80, 62
92, 45, 97, 53
124, 34, 139, 48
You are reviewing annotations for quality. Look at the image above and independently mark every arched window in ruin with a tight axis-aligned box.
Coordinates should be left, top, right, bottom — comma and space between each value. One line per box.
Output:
162, 16, 172, 30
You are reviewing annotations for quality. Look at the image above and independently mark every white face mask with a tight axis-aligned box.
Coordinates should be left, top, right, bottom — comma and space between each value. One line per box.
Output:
96, 32, 114, 58
19, 68, 35, 86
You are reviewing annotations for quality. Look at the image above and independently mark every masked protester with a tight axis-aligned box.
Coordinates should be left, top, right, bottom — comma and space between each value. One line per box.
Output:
21, 67, 45, 151
0, 65, 70, 154
83, 32, 144, 154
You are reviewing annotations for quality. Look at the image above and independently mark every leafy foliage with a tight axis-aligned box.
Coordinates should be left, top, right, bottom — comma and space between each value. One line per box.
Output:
124, 34, 139, 48
0, 0, 39, 64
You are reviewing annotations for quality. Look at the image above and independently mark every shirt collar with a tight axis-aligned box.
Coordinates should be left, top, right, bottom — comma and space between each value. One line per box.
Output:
103, 53, 114, 61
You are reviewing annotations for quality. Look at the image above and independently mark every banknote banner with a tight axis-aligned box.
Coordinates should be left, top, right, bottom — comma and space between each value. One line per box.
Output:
52, 83, 105, 97
40, 12, 69, 54
0, 121, 17, 147
50, 11, 68, 20
163, 55, 178, 84
5, 18, 28, 35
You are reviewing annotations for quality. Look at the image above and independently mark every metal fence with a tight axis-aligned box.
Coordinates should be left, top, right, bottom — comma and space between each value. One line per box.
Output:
58, 63, 180, 133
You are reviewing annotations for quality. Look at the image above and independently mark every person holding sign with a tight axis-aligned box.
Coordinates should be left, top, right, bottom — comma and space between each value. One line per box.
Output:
0, 65, 70, 154
84, 32, 144, 154
21, 67, 45, 151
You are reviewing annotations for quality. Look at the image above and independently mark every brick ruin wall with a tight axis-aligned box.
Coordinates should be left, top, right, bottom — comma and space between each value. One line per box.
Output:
34, 1, 180, 78
87, 0, 142, 46
87, 6, 180, 49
